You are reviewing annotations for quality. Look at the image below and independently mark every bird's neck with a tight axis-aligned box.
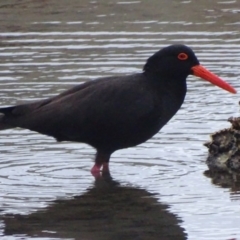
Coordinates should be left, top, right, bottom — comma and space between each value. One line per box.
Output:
145, 72, 187, 123
146, 72, 187, 103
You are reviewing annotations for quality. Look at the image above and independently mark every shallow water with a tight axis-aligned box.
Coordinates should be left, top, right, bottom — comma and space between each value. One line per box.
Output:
1, 0, 240, 239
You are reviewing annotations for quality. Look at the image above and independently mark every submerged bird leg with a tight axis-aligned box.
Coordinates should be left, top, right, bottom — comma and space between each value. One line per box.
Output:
91, 151, 111, 175
102, 162, 109, 172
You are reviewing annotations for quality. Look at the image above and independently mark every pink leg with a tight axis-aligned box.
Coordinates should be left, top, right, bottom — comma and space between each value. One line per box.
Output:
102, 162, 109, 172
91, 163, 102, 173
90, 151, 111, 176
91, 163, 102, 178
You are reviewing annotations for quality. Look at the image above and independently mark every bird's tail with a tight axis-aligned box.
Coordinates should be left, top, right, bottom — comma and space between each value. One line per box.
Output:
0, 106, 15, 130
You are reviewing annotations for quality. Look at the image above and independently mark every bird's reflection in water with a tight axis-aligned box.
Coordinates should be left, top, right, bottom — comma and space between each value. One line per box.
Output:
2, 172, 186, 240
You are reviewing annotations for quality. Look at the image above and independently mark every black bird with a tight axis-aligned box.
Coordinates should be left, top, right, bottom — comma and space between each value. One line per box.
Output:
0, 45, 236, 174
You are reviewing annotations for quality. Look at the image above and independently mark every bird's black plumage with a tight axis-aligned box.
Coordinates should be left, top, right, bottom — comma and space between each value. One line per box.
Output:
0, 45, 214, 173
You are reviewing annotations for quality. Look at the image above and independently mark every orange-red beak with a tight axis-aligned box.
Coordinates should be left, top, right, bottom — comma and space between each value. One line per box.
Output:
191, 65, 236, 94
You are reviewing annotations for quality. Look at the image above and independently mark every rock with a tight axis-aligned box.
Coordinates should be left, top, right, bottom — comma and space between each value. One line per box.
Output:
204, 117, 240, 174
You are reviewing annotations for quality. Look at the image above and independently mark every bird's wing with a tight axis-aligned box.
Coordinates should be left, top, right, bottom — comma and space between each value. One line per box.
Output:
0, 78, 108, 116
2, 74, 158, 141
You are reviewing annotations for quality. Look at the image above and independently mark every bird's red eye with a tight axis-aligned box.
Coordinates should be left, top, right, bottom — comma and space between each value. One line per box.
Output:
178, 53, 188, 60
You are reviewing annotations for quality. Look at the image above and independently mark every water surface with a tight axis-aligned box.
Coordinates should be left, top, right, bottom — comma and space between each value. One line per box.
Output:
0, 0, 240, 239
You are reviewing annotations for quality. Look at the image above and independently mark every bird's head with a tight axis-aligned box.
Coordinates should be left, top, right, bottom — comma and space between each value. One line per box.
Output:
143, 44, 236, 94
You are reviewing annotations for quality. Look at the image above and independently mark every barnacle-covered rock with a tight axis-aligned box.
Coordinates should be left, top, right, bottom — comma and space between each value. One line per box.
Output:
228, 117, 240, 130
206, 149, 237, 172
208, 128, 236, 153
227, 150, 240, 173
204, 117, 240, 174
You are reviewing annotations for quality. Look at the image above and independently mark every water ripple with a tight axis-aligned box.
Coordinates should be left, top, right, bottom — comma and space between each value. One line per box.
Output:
1, 1, 240, 239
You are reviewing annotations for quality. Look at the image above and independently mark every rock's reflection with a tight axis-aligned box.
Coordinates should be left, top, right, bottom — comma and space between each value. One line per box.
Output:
204, 170, 240, 193
2, 172, 186, 240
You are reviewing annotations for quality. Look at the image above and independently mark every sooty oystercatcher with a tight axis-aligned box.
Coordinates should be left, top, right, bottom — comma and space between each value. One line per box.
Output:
0, 45, 236, 174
